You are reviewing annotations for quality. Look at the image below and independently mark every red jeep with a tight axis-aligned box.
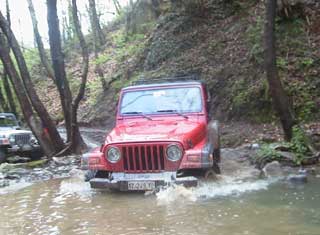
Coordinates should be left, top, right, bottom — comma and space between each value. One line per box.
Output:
82, 79, 220, 191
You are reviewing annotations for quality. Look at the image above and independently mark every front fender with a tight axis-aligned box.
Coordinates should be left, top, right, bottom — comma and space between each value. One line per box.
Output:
81, 147, 105, 170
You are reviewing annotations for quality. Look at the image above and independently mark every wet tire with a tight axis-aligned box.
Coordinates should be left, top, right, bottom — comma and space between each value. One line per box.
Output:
30, 149, 44, 161
84, 170, 97, 182
0, 149, 6, 164
22, 149, 44, 161
214, 147, 221, 163
208, 120, 221, 163
203, 169, 217, 181
212, 162, 221, 174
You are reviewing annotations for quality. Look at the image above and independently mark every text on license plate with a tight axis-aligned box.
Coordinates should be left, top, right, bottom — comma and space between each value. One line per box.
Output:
128, 181, 155, 190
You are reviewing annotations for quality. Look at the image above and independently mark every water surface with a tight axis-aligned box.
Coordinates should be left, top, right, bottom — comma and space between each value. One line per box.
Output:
1, 173, 319, 235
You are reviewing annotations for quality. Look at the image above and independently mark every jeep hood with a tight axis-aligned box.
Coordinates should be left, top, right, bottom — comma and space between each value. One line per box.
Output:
106, 120, 207, 148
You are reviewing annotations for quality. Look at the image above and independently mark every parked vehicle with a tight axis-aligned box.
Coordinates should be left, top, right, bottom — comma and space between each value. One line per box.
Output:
0, 113, 42, 163
82, 79, 220, 191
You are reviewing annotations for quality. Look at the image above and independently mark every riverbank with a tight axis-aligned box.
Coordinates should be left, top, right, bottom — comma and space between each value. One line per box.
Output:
0, 122, 319, 193
1, 146, 319, 195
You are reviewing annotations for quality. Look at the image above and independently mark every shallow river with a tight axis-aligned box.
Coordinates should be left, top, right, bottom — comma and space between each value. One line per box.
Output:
1, 172, 320, 235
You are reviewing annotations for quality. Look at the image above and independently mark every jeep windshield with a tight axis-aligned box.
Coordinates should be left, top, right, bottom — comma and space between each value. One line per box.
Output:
120, 87, 202, 115
0, 116, 17, 127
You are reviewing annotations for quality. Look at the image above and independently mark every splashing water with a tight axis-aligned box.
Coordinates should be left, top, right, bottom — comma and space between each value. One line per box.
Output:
0, 180, 32, 195
156, 175, 281, 203
58, 170, 93, 199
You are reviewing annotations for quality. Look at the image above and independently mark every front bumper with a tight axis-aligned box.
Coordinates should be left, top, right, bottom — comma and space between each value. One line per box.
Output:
90, 172, 198, 191
7, 144, 41, 153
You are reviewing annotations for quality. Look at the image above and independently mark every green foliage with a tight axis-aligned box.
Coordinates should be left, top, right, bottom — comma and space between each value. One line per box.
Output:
257, 144, 282, 161
246, 16, 264, 64
299, 57, 314, 68
66, 72, 81, 95
287, 80, 317, 122
110, 29, 146, 62
297, 99, 316, 122
276, 17, 307, 61
230, 77, 274, 122
139, 22, 156, 34
276, 17, 304, 39
86, 78, 104, 106
23, 48, 42, 73
93, 53, 112, 65
289, 125, 311, 164
256, 126, 311, 166
115, 43, 145, 62
111, 29, 127, 48
276, 57, 288, 70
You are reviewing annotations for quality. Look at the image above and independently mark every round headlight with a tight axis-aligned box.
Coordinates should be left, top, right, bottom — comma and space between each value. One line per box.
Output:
9, 135, 15, 144
30, 136, 37, 145
166, 144, 182, 162
106, 147, 121, 163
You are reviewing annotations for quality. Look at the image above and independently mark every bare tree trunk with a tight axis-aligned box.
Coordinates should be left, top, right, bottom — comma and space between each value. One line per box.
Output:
0, 12, 65, 152
0, 80, 9, 112
70, 0, 88, 152
26, 0, 55, 80
3, 0, 17, 116
67, 0, 75, 40
2, 73, 17, 115
47, 0, 86, 154
47, 0, 72, 141
61, 13, 68, 45
125, 0, 139, 37
113, 0, 122, 15
87, 0, 107, 90
264, 0, 296, 141
88, 0, 105, 48
0, 31, 57, 157
151, 0, 161, 18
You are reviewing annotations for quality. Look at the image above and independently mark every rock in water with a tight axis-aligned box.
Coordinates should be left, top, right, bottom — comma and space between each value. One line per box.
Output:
287, 174, 308, 184
263, 161, 283, 178
251, 143, 260, 150
0, 179, 9, 188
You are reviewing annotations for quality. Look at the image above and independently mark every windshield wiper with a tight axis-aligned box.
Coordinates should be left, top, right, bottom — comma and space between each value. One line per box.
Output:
156, 110, 188, 119
122, 112, 153, 120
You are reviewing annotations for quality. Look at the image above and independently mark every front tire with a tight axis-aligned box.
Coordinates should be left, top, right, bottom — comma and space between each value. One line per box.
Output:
208, 120, 221, 163
203, 169, 217, 181
84, 170, 97, 182
30, 149, 44, 161
0, 149, 6, 164
212, 161, 221, 174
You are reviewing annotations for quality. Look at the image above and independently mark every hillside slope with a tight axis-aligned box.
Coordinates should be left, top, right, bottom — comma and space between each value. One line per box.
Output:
34, 0, 320, 128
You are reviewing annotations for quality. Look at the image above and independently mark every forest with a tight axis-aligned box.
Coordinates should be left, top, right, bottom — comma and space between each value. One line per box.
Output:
0, 0, 319, 160
0, 1, 320, 234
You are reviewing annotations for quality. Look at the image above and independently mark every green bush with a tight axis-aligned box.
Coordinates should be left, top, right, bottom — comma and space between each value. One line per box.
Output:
289, 125, 311, 164
93, 53, 112, 65
256, 126, 312, 166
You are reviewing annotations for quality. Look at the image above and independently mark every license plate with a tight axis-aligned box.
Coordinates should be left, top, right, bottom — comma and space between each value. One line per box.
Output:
128, 181, 155, 191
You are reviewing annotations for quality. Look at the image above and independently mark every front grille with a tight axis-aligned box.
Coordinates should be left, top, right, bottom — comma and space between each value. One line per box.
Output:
121, 144, 165, 172
14, 134, 31, 145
